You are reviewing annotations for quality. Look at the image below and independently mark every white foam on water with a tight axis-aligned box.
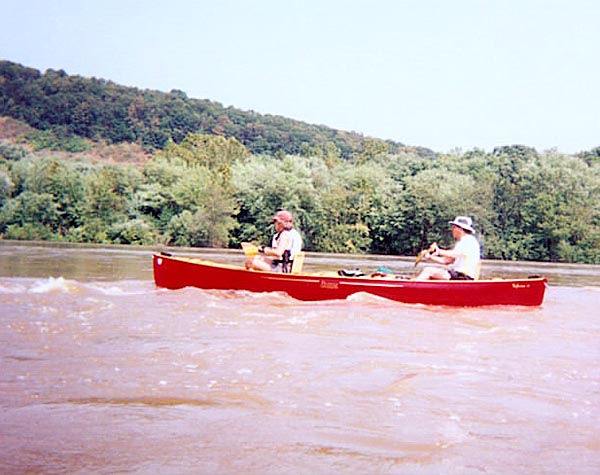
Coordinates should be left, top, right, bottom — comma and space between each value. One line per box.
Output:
29, 276, 73, 294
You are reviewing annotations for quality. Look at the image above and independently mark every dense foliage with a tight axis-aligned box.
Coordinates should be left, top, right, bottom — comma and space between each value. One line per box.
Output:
0, 60, 431, 160
1, 60, 598, 263
1, 136, 598, 263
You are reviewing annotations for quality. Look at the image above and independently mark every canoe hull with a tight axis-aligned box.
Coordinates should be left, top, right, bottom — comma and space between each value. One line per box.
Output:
153, 253, 547, 307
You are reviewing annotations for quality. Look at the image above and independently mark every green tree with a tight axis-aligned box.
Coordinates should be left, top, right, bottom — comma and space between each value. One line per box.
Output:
231, 154, 322, 248
485, 146, 538, 259
0, 166, 14, 207
166, 165, 237, 247
313, 162, 392, 253
398, 169, 488, 254
518, 152, 600, 262
70, 164, 142, 242
148, 133, 245, 246
107, 218, 157, 245
0, 191, 61, 239
159, 133, 249, 186
7, 156, 89, 236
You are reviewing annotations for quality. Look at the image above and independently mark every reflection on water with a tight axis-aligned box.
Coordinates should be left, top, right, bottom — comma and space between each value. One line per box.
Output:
1, 241, 599, 474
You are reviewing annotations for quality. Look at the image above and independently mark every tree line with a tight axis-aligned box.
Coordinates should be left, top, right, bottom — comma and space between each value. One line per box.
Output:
0, 60, 431, 160
1, 135, 598, 264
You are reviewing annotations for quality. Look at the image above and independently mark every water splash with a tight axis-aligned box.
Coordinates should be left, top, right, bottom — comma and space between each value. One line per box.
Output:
29, 276, 74, 294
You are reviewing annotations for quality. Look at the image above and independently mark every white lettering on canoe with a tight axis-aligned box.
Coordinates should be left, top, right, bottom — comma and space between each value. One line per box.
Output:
320, 281, 339, 290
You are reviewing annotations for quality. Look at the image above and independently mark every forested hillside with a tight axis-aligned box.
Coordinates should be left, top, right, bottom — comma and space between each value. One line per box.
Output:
0, 60, 599, 263
0, 60, 428, 159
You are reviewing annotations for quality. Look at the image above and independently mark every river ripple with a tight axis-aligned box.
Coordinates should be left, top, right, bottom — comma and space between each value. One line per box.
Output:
1, 242, 599, 474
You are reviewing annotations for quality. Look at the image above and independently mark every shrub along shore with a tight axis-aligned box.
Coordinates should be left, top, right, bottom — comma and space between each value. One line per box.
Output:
1, 135, 598, 264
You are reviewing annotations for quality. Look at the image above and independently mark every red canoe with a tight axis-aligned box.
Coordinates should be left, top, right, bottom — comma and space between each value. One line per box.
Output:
153, 253, 547, 307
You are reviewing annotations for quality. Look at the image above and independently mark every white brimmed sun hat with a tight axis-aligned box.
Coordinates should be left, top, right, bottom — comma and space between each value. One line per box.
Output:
449, 216, 475, 233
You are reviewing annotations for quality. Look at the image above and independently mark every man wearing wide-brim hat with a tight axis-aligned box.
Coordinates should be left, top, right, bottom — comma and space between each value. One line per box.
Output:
416, 216, 481, 280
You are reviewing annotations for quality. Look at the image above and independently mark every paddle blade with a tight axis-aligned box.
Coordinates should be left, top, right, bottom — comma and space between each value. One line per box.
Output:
414, 250, 428, 267
241, 242, 259, 257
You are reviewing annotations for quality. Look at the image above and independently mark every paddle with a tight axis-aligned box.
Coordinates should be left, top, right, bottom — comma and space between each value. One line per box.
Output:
241, 242, 259, 257
414, 242, 438, 267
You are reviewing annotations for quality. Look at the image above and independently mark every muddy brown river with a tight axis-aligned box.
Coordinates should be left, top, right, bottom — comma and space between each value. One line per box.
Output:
1, 241, 599, 474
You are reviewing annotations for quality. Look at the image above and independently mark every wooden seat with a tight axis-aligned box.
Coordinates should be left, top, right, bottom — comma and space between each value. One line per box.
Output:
291, 252, 305, 274
474, 261, 482, 280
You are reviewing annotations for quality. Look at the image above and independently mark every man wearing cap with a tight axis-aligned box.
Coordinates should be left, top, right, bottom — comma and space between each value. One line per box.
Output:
245, 210, 303, 272
416, 216, 481, 280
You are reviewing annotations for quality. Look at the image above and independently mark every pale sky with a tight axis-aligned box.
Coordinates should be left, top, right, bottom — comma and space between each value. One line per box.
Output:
1, 0, 599, 154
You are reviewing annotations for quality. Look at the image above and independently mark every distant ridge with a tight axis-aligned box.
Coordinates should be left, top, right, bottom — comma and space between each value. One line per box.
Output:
0, 60, 434, 160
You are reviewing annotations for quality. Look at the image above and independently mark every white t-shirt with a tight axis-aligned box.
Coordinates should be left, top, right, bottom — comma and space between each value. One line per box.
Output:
288, 228, 303, 259
271, 228, 303, 260
452, 234, 481, 278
